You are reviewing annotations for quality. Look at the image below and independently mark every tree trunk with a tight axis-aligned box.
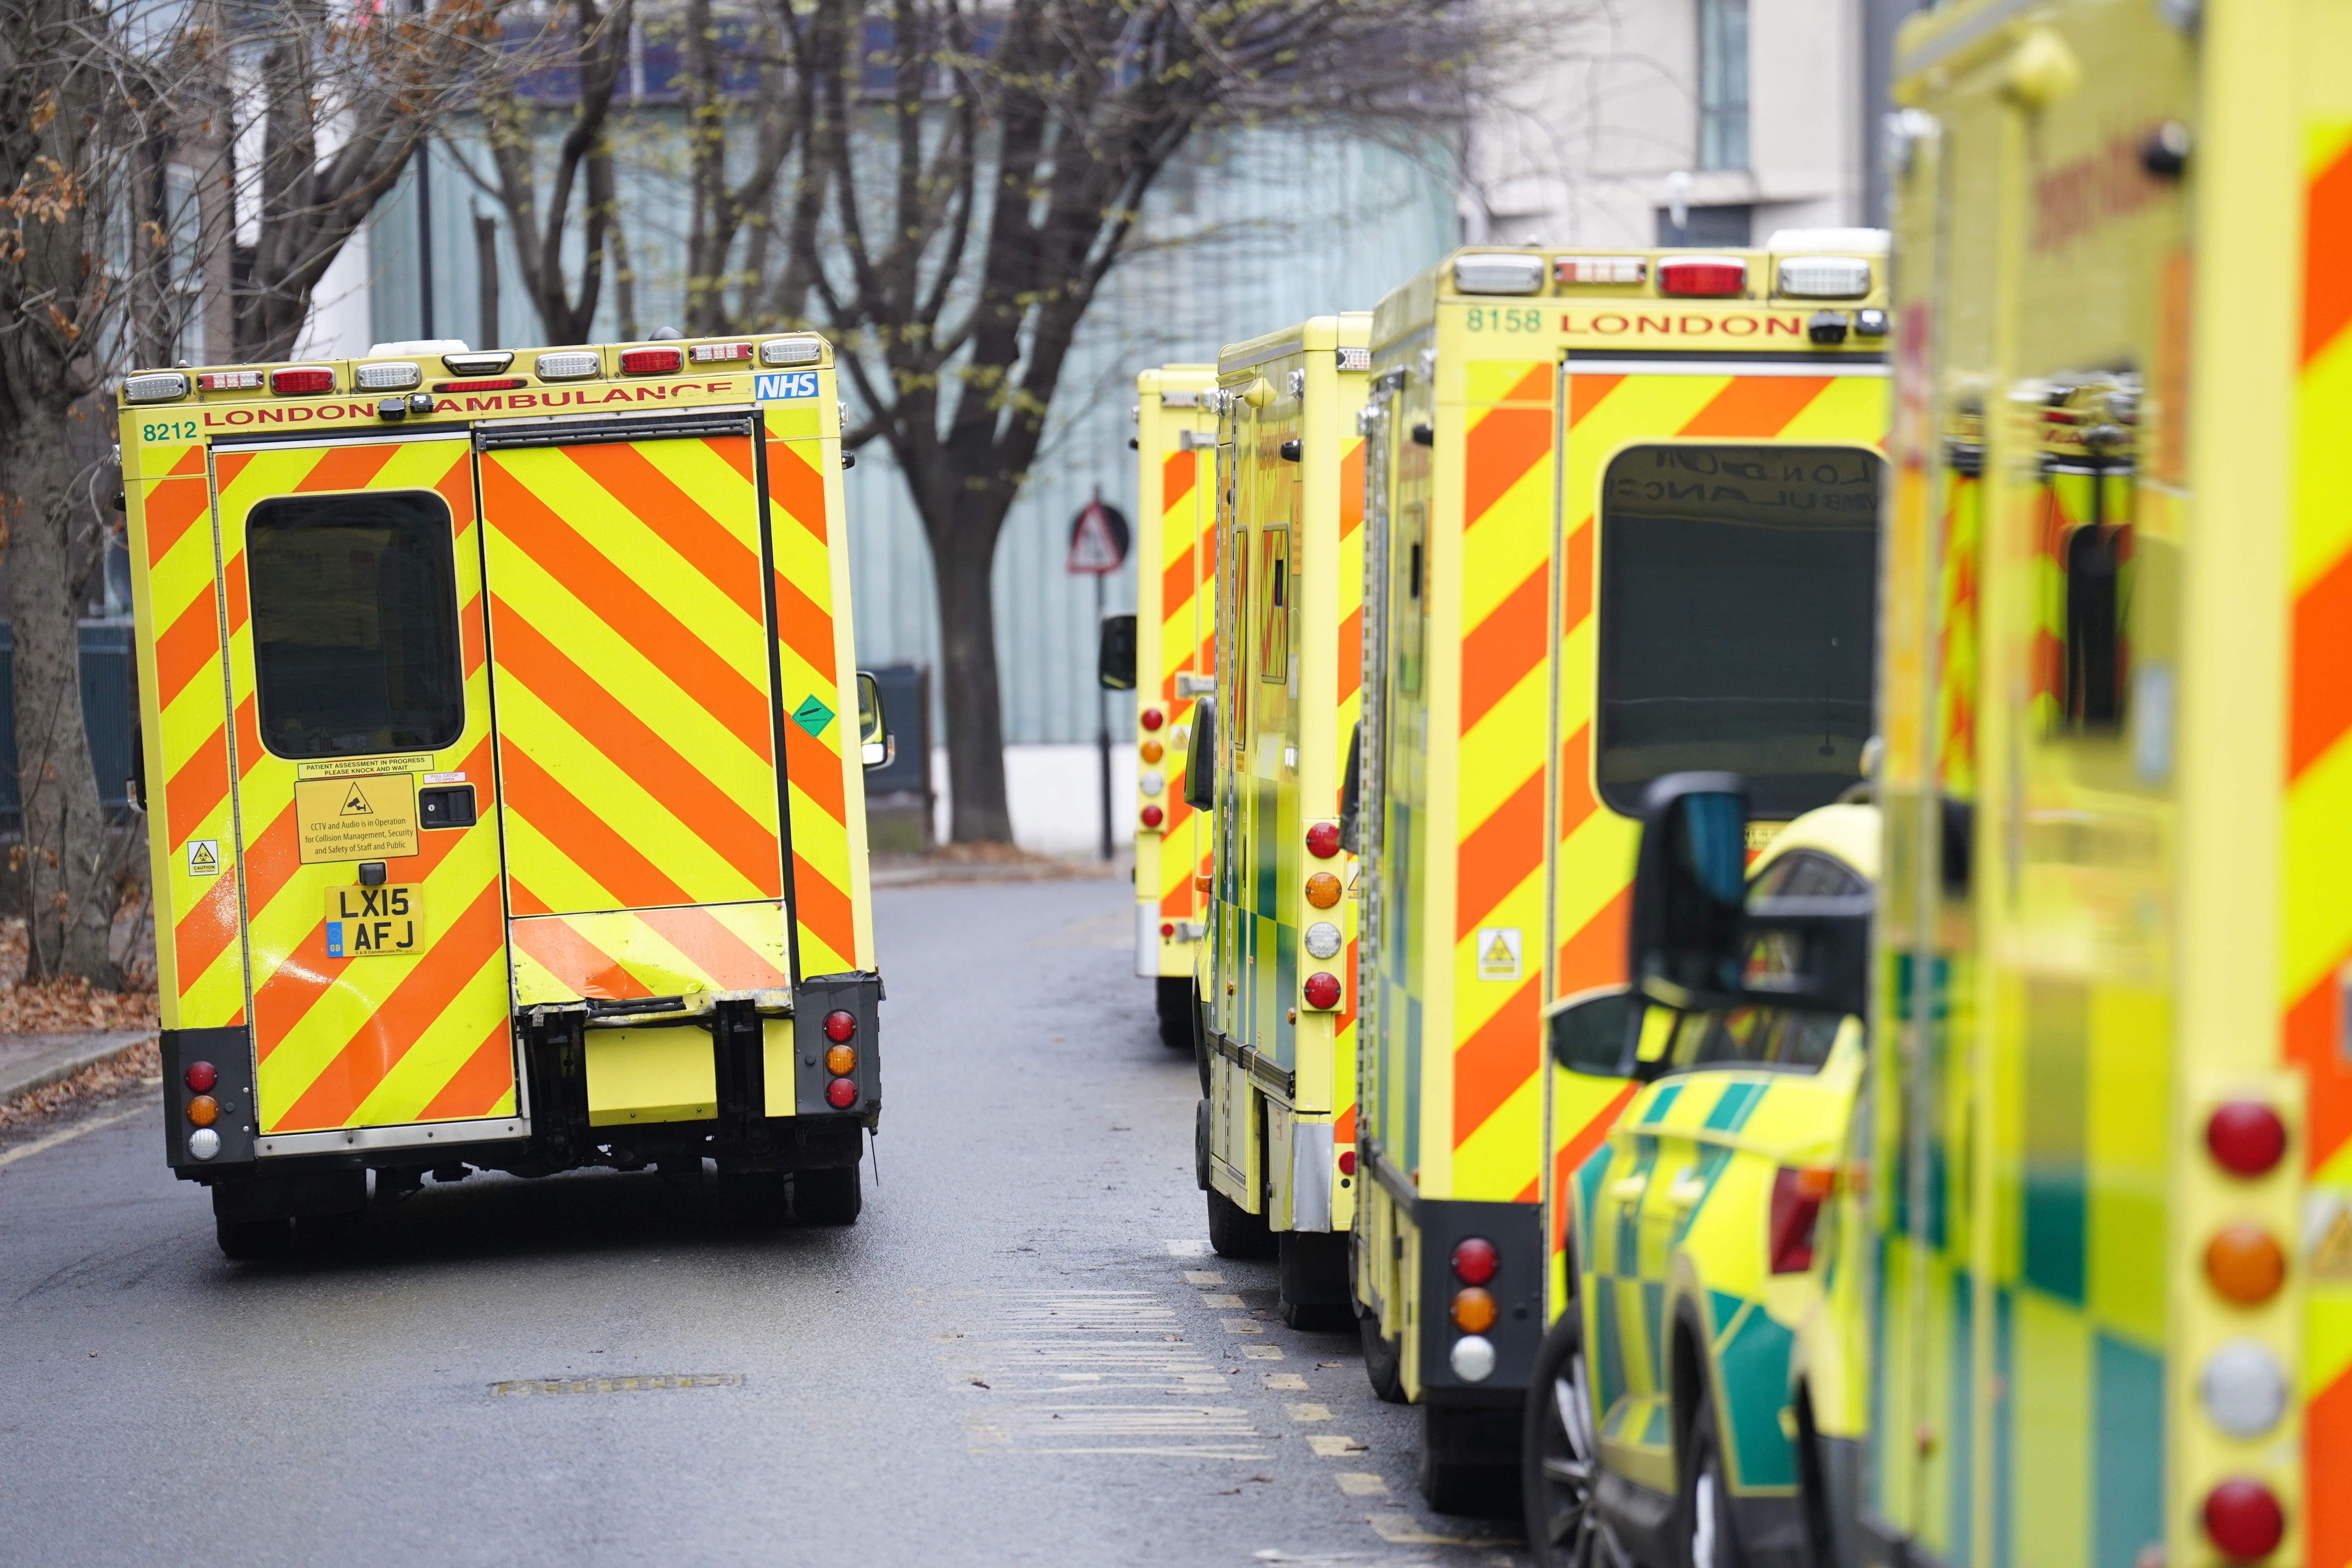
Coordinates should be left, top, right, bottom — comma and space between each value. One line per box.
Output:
5, 400, 116, 981
928, 520, 1013, 843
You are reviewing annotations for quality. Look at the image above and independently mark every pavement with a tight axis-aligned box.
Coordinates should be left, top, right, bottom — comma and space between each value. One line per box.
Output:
0, 1028, 155, 1103
0, 875, 1525, 1567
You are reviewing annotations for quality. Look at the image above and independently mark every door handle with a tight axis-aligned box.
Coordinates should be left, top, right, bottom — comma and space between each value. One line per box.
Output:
1666, 1171, 1707, 1209
1609, 1175, 1648, 1203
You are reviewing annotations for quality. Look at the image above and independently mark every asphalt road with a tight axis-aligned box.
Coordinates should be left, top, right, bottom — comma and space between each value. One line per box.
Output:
0, 874, 1526, 1567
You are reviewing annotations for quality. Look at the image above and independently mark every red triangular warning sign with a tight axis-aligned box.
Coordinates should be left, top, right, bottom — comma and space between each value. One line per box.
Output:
1067, 498, 1128, 575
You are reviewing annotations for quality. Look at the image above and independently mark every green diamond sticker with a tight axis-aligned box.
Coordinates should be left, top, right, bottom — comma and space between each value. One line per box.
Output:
791, 694, 835, 738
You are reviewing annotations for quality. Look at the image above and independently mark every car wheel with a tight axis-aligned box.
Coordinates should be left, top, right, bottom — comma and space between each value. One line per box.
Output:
1679, 1389, 1740, 1568
1523, 1304, 1607, 1566
1155, 977, 1194, 1050
1206, 1187, 1276, 1258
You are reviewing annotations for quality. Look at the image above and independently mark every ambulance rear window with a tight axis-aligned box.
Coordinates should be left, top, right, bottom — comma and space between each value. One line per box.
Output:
247, 490, 465, 759
1596, 443, 1880, 818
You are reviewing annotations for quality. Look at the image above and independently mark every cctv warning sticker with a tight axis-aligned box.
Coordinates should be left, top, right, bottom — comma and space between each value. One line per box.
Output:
1475, 926, 1523, 983
186, 839, 220, 877
293, 773, 418, 864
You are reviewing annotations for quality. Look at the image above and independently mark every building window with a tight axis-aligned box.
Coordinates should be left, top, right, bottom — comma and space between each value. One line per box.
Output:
1698, 0, 1749, 171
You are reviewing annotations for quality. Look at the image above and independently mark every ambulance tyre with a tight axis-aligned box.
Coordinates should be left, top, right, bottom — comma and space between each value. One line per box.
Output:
796, 1165, 861, 1226
1677, 1385, 1742, 1568
1206, 1189, 1275, 1258
1359, 1308, 1407, 1403
216, 1215, 292, 1260
1523, 1303, 1604, 1567
1191, 991, 1213, 1096
1155, 977, 1193, 1051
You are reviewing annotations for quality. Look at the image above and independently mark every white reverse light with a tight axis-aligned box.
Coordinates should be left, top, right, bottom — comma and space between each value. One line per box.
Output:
1449, 1335, 1497, 1382
188, 1127, 221, 1161
1305, 921, 1344, 960
2200, 1339, 2288, 1439
1139, 771, 1165, 797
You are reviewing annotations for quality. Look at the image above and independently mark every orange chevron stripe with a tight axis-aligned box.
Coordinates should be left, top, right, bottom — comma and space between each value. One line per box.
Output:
2292, 548, 2352, 776
1453, 975, 1540, 1142
498, 745, 694, 912
1165, 449, 1197, 509
783, 716, 846, 826
637, 904, 790, 989
483, 461, 773, 761
1568, 373, 1626, 425
165, 731, 229, 848
143, 475, 215, 562
2285, 971, 2352, 1173
1558, 723, 1597, 841
2305, 140, 2352, 363
1338, 607, 1363, 704
1457, 771, 1545, 942
1465, 373, 1555, 524
1461, 562, 1547, 731
173, 873, 240, 998
1677, 376, 1833, 438
491, 608, 782, 894
156, 590, 224, 709
766, 438, 828, 543
213, 451, 254, 492
416, 1018, 519, 1121
1556, 886, 1631, 995
276, 881, 505, 1129
2311, 1364, 2352, 1568
234, 694, 261, 778
1562, 521, 1594, 629
1163, 543, 1197, 618
565, 440, 767, 624
773, 571, 837, 689
292, 443, 401, 494
164, 445, 205, 477
791, 852, 854, 964
224, 556, 248, 637
1340, 441, 1366, 538
512, 916, 653, 1000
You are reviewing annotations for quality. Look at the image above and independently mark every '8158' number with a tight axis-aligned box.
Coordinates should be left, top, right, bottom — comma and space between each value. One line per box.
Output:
1464, 307, 1545, 333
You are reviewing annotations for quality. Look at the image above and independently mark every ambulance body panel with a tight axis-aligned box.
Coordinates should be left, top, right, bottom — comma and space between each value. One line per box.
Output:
1865, 2, 2344, 1564
1133, 366, 1218, 1035
1352, 244, 1889, 1510
123, 338, 882, 1245
1196, 317, 1369, 1321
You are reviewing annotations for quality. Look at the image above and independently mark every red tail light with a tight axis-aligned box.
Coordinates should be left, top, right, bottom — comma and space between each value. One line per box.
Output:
1338, 1149, 1356, 1176
619, 346, 684, 374
824, 1077, 858, 1109
1305, 822, 1340, 858
1302, 971, 1341, 1009
2203, 1478, 2285, 1559
437, 378, 525, 392
1160, 922, 1175, 938
1141, 707, 1164, 731
270, 367, 335, 394
823, 1009, 857, 1043
184, 1060, 218, 1093
1657, 257, 1747, 297
2207, 1102, 2288, 1176
1140, 805, 1165, 829
1769, 1167, 1836, 1272
1451, 1236, 1497, 1285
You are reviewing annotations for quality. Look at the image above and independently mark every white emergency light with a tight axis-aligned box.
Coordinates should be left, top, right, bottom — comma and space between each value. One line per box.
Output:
760, 335, 823, 366
123, 372, 190, 403
535, 350, 601, 381
1778, 256, 1874, 299
1452, 254, 1545, 295
356, 362, 423, 391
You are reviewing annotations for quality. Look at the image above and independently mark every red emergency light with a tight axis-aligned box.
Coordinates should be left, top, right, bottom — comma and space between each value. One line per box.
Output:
619, 346, 684, 375
1657, 257, 1747, 298
270, 367, 336, 395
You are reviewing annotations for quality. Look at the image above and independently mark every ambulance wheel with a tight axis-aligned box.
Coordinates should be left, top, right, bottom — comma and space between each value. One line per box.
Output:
1206, 1188, 1275, 1258
1359, 1308, 1406, 1403
216, 1215, 292, 1260
1524, 1306, 1606, 1567
1678, 1387, 1740, 1568
1155, 977, 1194, 1051
795, 1166, 861, 1226
1191, 991, 1213, 1095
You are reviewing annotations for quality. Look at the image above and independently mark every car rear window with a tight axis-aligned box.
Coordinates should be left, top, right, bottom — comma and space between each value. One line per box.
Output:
1597, 443, 1881, 818
247, 489, 465, 759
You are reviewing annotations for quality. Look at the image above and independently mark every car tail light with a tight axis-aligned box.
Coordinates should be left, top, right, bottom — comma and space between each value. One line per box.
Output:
186, 1094, 219, 1127
1338, 1149, 1356, 1176
1141, 804, 1165, 829
823, 1009, 857, 1043
1305, 873, 1341, 909
199, 369, 266, 392
437, 378, 526, 392
184, 1060, 218, 1093
2207, 1102, 2288, 1177
1306, 822, 1340, 858
620, 346, 684, 375
824, 1077, 858, 1109
1555, 256, 1646, 286
1451, 1287, 1497, 1333
1303, 971, 1341, 1009
1141, 707, 1164, 731
534, 350, 601, 380
1452, 1236, 1497, 1284
2205, 1223, 2286, 1304
270, 366, 335, 394
123, 371, 191, 403
1770, 1167, 1836, 1273
691, 341, 752, 363
1659, 257, 1747, 297
823, 1044, 856, 1076
2203, 1478, 2285, 1559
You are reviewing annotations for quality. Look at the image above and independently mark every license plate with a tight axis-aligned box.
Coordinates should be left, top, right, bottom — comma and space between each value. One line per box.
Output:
325, 885, 425, 958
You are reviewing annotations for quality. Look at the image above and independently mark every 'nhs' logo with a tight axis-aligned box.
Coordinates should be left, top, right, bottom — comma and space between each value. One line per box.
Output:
756, 370, 819, 401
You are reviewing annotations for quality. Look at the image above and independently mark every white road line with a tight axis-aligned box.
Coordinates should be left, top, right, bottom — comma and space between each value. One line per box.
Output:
0, 1102, 147, 1170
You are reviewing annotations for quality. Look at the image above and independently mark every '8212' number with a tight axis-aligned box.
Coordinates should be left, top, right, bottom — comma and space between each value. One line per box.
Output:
1464, 307, 1546, 333
140, 419, 199, 443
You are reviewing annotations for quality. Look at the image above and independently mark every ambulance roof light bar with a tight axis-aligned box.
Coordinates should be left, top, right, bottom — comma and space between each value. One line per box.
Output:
1555, 256, 1646, 286
534, 350, 601, 381
1452, 253, 1545, 295
122, 371, 190, 403
1778, 256, 1873, 299
760, 334, 822, 366
1657, 256, 1747, 297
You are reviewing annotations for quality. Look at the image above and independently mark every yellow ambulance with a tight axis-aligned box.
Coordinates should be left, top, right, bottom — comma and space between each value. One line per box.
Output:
118, 333, 886, 1256
1353, 242, 1890, 1508
1851, 3, 2351, 1564
1121, 365, 1219, 1051
1186, 316, 1370, 1328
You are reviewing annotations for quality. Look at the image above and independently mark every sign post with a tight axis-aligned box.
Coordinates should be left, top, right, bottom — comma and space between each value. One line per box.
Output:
1067, 491, 1129, 862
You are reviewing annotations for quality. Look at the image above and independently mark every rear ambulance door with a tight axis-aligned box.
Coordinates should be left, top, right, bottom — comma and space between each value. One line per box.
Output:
475, 413, 795, 1021
212, 432, 516, 1138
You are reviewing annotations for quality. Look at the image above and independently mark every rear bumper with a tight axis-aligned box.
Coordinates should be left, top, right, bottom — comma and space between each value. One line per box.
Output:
1137, 902, 1201, 977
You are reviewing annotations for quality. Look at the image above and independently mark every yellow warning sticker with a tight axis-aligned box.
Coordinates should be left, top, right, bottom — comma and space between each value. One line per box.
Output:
293, 773, 418, 864
185, 839, 221, 877
1475, 926, 1522, 983
296, 753, 434, 781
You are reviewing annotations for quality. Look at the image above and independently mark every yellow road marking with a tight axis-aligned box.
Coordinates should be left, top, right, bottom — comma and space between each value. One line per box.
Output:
1242, 1346, 1285, 1360
1287, 1403, 1334, 1421
1366, 1512, 1514, 1546
1181, 1270, 1225, 1285
1202, 1293, 1245, 1307
1336, 1472, 1389, 1495
1223, 1318, 1266, 1334
1263, 1373, 1309, 1390
1309, 1435, 1367, 1456
0, 1102, 146, 1169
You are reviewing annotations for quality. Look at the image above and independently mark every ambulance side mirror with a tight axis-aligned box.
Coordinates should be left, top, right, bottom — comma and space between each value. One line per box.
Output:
1098, 614, 1137, 691
1548, 987, 1642, 1078
1628, 772, 1748, 1011
855, 671, 894, 770
1183, 695, 1216, 813
1337, 721, 1362, 853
